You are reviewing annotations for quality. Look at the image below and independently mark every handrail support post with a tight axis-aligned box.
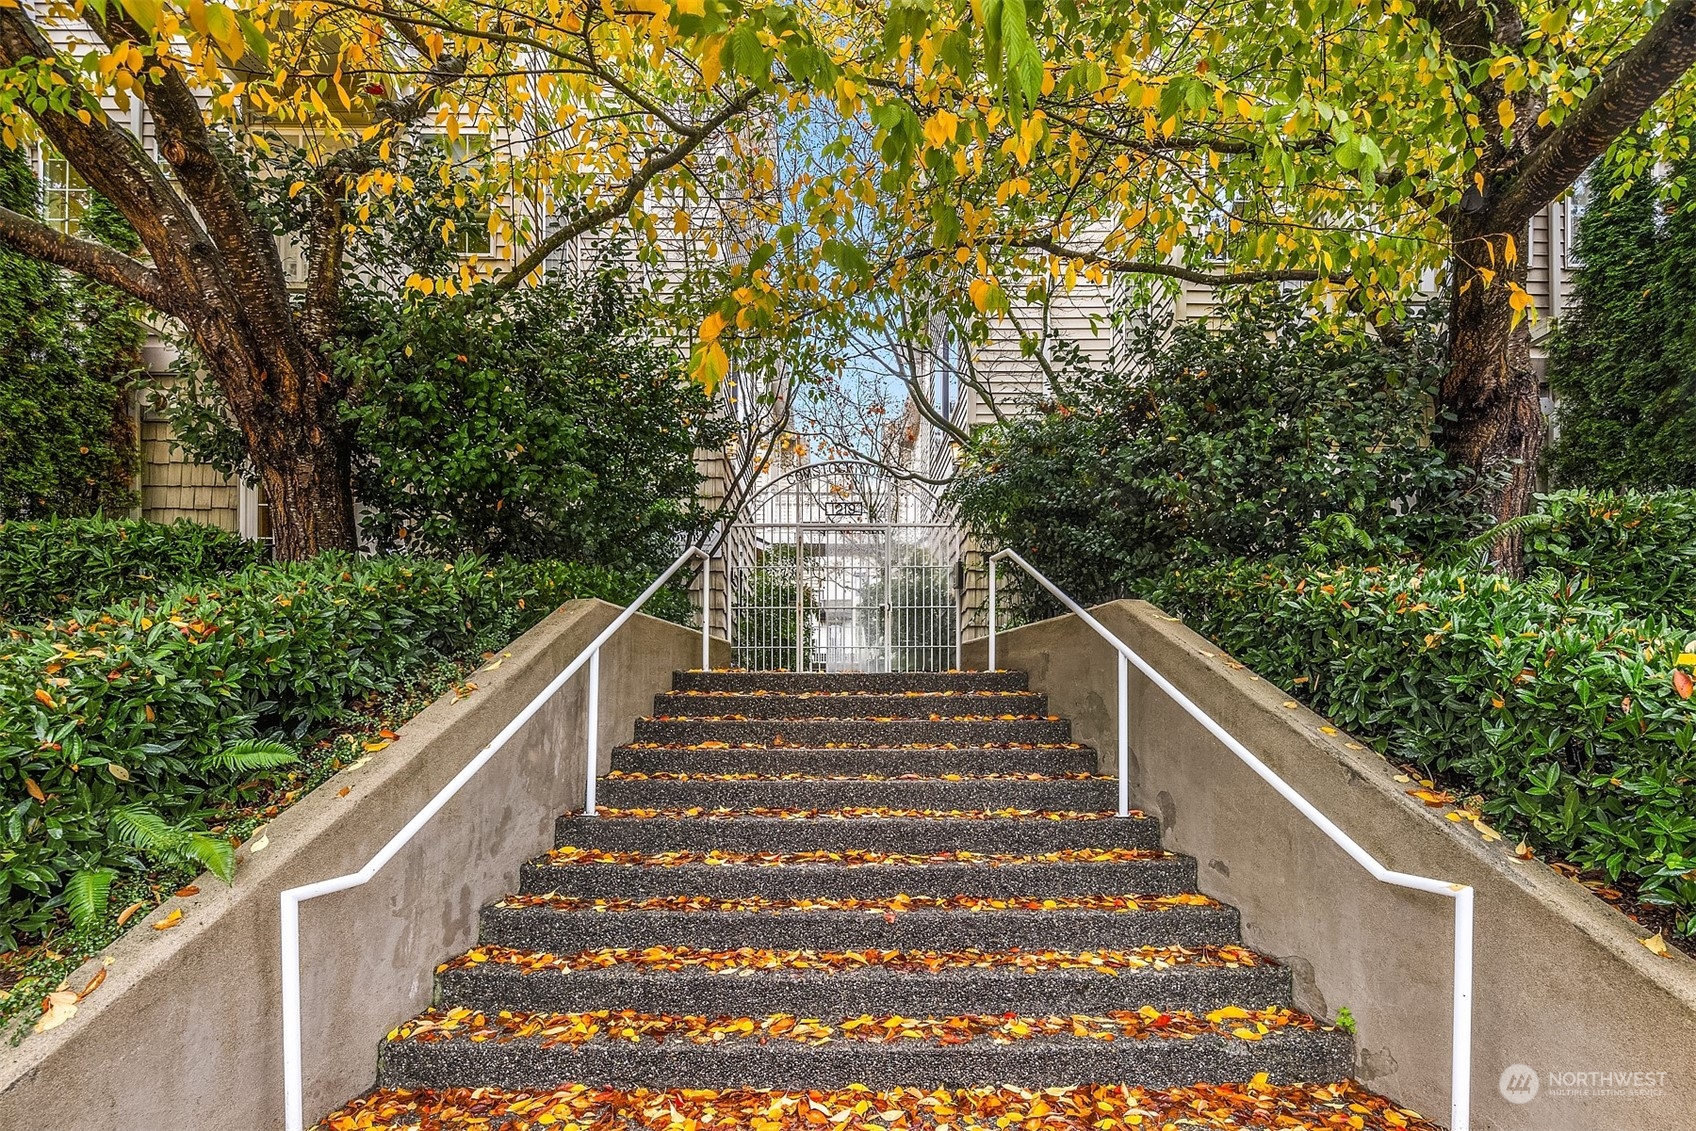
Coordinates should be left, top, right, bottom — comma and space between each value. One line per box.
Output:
1117, 651, 1129, 818
987, 557, 997, 671
584, 649, 600, 817
701, 551, 712, 672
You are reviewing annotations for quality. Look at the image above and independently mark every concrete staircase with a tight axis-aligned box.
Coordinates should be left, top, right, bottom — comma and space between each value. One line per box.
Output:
320, 670, 1441, 1130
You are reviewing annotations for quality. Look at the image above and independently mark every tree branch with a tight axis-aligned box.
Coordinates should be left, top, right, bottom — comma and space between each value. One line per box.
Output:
0, 5, 210, 302
0, 206, 169, 309
496, 86, 761, 289
1493, 0, 1696, 227
1013, 236, 1344, 286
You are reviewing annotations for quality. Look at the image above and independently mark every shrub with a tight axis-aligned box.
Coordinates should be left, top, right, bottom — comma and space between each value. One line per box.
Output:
1153, 561, 1696, 932
0, 148, 146, 520
0, 553, 667, 947
1524, 490, 1696, 622
947, 292, 1481, 608
0, 518, 263, 622
1545, 156, 1696, 489
335, 273, 729, 571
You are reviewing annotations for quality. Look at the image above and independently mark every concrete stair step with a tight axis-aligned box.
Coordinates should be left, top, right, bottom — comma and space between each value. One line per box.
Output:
552, 811, 1161, 853
596, 773, 1117, 812
654, 691, 1049, 720
632, 718, 1072, 747
377, 1006, 1353, 1091
518, 847, 1197, 900
324, 1080, 1442, 1130
479, 893, 1243, 953
611, 742, 1097, 775
672, 670, 1029, 693
432, 944, 1291, 1017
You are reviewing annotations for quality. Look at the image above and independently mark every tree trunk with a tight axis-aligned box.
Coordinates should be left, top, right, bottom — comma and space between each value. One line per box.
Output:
188, 306, 358, 561
251, 420, 356, 561
1438, 219, 1545, 573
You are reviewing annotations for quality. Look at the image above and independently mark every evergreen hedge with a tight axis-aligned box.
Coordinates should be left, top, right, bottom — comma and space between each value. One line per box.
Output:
0, 148, 146, 520
0, 518, 263, 622
1154, 561, 1696, 933
1546, 156, 1696, 488
0, 553, 679, 947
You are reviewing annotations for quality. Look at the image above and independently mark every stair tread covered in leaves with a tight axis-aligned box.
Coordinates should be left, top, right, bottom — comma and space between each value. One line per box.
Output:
318, 669, 1439, 1131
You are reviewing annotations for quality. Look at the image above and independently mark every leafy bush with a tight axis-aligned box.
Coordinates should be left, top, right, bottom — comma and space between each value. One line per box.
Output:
0, 553, 666, 947
1154, 562, 1696, 932
0, 518, 263, 622
1545, 156, 1696, 489
335, 274, 728, 570
0, 147, 146, 520
947, 292, 1481, 608
1524, 490, 1696, 622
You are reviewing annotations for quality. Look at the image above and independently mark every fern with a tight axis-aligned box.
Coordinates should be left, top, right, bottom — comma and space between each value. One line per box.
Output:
65, 868, 116, 929
187, 833, 236, 884
110, 804, 177, 853
1450, 513, 1556, 565
110, 804, 236, 884
198, 738, 298, 774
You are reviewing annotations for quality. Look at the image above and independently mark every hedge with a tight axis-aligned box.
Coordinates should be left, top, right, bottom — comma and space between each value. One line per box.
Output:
1153, 562, 1696, 932
0, 553, 682, 946
1524, 489, 1696, 623
0, 518, 263, 622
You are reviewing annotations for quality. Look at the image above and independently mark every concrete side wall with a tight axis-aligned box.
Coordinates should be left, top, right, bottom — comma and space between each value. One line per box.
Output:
966, 601, 1696, 1130
0, 600, 727, 1131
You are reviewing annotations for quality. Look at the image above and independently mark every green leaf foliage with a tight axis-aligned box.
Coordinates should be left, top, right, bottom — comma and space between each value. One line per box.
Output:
1152, 559, 1696, 933
1546, 156, 1696, 489
64, 867, 114, 930
0, 550, 674, 948
335, 272, 730, 571
1522, 490, 1696, 623
947, 292, 1483, 609
0, 517, 262, 622
0, 146, 146, 521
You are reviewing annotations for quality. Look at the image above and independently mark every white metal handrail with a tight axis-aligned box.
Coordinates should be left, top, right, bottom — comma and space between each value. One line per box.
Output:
278, 546, 712, 1131
988, 548, 1474, 1131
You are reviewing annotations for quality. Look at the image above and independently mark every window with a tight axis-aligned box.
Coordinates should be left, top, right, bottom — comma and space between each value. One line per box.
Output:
1562, 173, 1591, 266
439, 135, 494, 257
447, 213, 494, 257
40, 152, 89, 235
239, 479, 274, 548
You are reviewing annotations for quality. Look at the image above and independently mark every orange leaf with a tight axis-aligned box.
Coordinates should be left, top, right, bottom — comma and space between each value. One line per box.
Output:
77, 966, 107, 1000
115, 900, 145, 927
25, 777, 46, 803
33, 688, 56, 708
1675, 670, 1693, 700
151, 909, 183, 931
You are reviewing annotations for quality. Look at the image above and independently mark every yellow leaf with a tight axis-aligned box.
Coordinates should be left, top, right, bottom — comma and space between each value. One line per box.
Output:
923, 110, 959, 149
34, 991, 78, 1033
690, 339, 729, 397
1497, 99, 1515, 130
675, 0, 704, 13
107, 763, 131, 782
288, 181, 306, 199
1642, 932, 1671, 958
363, 739, 390, 752
152, 909, 183, 931
698, 311, 727, 342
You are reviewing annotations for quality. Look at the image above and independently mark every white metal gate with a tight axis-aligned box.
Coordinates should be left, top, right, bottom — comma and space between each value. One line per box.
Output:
726, 461, 959, 672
